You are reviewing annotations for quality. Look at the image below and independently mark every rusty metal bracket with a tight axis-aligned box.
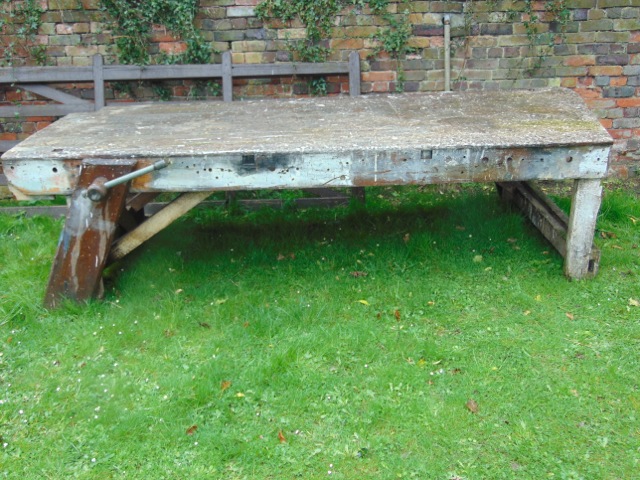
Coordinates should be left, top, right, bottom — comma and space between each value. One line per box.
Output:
44, 159, 137, 308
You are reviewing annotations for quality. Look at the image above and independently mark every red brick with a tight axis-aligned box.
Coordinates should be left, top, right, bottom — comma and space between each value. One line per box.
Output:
159, 42, 187, 54
574, 87, 601, 100
610, 77, 627, 86
616, 98, 640, 107
0, 133, 17, 141
585, 98, 616, 109
564, 56, 595, 67
362, 71, 395, 82
21, 122, 36, 133
151, 31, 178, 42
372, 81, 390, 92
5, 91, 24, 102
599, 118, 613, 129
25, 116, 55, 122
609, 129, 631, 139
587, 66, 624, 76
577, 77, 594, 87
331, 38, 364, 50
56, 24, 74, 35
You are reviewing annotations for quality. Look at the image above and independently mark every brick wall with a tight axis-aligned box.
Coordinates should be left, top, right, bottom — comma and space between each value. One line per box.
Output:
1, 0, 639, 176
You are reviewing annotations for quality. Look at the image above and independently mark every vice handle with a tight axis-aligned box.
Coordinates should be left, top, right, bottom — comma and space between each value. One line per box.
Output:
86, 160, 168, 202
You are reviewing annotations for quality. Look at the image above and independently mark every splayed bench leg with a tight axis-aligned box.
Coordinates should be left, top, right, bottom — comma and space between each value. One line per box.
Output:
44, 159, 136, 308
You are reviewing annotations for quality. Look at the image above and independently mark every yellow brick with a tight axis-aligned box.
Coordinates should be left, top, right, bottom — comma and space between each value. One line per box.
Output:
278, 28, 306, 40
407, 38, 430, 49
244, 52, 262, 63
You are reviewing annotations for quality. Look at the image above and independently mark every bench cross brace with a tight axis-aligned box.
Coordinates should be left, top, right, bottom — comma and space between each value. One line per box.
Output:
497, 180, 602, 279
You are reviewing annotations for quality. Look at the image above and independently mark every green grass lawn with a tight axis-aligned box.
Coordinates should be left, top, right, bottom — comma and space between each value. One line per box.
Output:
1, 184, 639, 479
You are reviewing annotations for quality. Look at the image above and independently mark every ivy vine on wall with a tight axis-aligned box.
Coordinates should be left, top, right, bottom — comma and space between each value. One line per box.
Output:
255, 0, 407, 62
0, 0, 45, 66
462, 0, 570, 76
100, 0, 210, 65
255, 0, 415, 90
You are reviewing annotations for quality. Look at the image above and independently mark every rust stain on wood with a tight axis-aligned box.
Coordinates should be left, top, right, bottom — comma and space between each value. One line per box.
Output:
44, 159, 136, 308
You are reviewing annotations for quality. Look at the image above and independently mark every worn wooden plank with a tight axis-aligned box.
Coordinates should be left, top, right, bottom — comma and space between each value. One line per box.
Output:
44, 159, 137, 308
102, 64, 224, 81
0, 104, 93, 117
16, 84, 91, 105
5, 90, 611, 160
0, 63, 227, 84
232, 62, 350, 77
565, 179, 603, 279
110, 191, 211, 262
0, 66, 94, 83
2, 90, 612, 199
5, 144, 610, 199
0, 56, 347, 85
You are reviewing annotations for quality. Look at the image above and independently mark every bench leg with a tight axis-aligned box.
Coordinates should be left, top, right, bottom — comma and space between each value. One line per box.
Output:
565, 179, 603, 280
44, 159, 136, 308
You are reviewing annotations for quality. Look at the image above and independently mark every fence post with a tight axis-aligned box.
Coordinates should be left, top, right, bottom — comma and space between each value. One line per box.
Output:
222, 51, 232, 102
93, 54, 105, 110
348, 51, 361, 97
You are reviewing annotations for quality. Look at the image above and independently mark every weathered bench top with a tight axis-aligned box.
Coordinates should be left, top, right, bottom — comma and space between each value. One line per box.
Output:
5, 87, 611, 159
3, 88, 612, 199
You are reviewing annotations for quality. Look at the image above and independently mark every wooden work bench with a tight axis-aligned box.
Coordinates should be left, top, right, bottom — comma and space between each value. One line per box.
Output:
1, 87, 612, 308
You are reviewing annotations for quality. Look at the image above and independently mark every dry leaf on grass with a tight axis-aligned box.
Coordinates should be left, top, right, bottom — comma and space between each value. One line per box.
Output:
278, 430, 286, 443
465, 399, 479, 414
186, 425, 198, 435
221, 380, 232, 392
350, 271, 368, 278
